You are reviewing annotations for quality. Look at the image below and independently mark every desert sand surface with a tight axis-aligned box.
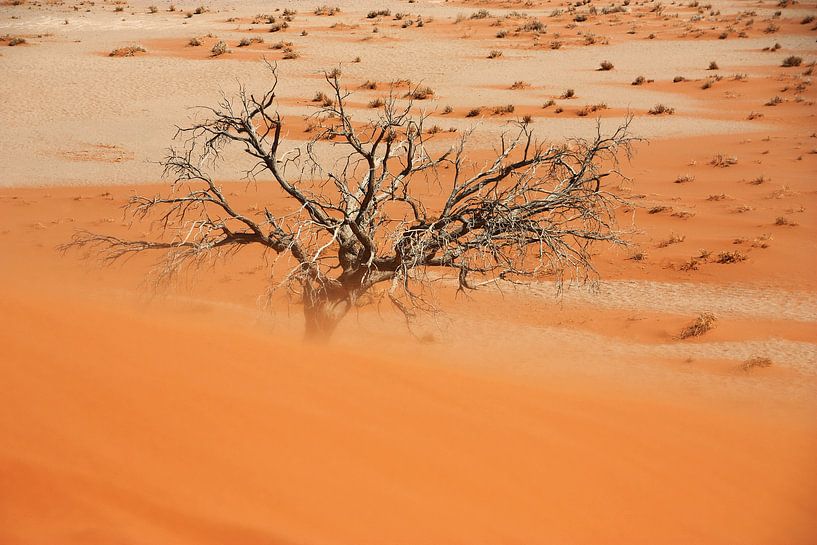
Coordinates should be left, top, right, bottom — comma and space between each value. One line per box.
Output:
2, 0, 817, 543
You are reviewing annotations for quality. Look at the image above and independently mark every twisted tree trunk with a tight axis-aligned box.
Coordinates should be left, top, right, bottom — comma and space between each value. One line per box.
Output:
302, 291, 352, 341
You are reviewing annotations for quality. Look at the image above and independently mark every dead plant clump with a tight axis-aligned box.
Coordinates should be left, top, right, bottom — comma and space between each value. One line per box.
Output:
109, 44, 146, 57
716, 250, 747, 264
677, 312, 716, 339
742, 356, 772, 371
710, 154, 737, 167
657, 233, 686, 248
211, 40, 228, 56
648, 104, 674, 115
510, 80, 530, 90
406, 86, 434, 100
781, 55, 802, 67
674, 174, 694, 183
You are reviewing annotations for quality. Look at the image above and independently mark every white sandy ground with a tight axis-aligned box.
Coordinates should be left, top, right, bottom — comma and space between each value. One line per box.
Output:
2, 0, 816, 186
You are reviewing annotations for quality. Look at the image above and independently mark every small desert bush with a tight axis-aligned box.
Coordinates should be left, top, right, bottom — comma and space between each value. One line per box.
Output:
211, 40, 227, 56
673, 76, 686, 83
674, 174, 694, 183
510, 80, 529, 90
765, 95, 783, 106
561, 88, 575, 99
109, 44, 146, 57
708, 60, 719, 70
716, 250, 746, 263
8, 37, 26, 46
312, 91, 332, 104
492, 104, 515, 115
367, 98, 384, 109
632, 75, 646, 85
366, 9, 390, 18
148, 5, 158, 14
542, 99, 556, 108
188, 37, 202, 46
599, 60, 614, 71
742, 356, 772, 371
677, 312, 716, 339
648, 104, 675, 115
406, 86, 434, 100
466, 107, 482, 117
314, 5, 340, 16
488, 49, 503, 58
657, 233, 686, 248
781, 55, 802, 67
710, 154, 737, 167
442, 105, 453, 114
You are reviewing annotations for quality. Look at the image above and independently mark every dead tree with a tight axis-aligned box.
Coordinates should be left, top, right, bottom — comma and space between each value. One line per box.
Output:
66, 63, 635, 339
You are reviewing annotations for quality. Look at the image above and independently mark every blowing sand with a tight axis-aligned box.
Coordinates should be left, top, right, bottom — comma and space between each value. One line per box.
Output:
1, 0, 816, 543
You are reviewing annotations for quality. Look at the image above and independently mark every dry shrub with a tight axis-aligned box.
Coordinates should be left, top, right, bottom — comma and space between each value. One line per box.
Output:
599, 60, 614, 71
657, 233, 686, 247
406, 86, 434, 100
211, 40, 227, 56
710, 154, 737, 167
109, 44, 146, 57
488, 49, 503, 58
492, 104, 515, 115
649, 104, 675, 115
742, 356, 772, 370
781, 55, 802, 67
677, 312, 716, 339
716, 250, 746, 263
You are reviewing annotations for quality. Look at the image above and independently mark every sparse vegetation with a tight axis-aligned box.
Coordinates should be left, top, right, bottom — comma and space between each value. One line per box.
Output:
648, 104, 675, 115
710, 154, 737, 167
109, 44, 146, 57
211, 40, 227, 57
488, 49, 503, 59
677, 312, 716, 339
781, 55, 802, 67
742, 356, 772, 371
599, 60, 614, 71
716, 250, 747, 263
